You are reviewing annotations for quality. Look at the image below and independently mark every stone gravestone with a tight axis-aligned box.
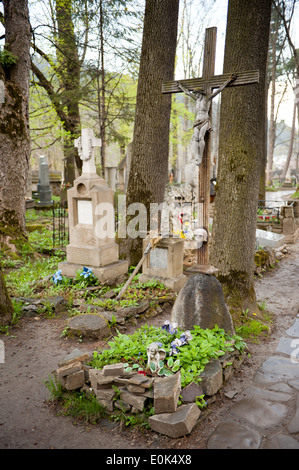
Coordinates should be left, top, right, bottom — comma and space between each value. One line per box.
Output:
59, 128, 128, 283
37, 155, 52, 206
139, 238, 186, 292
171, 273, 234, 334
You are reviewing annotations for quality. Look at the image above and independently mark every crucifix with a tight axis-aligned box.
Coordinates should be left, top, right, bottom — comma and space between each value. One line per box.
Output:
74, 128, 102, 177
162, 27, 259, 272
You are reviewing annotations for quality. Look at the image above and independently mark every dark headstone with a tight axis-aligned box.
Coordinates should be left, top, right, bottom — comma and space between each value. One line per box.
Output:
171, 273, 234, 334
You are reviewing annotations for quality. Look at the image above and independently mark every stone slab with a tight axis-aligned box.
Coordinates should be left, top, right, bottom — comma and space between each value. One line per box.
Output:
67, 313, 110, 340
286, 318, 299, 338
181, 382, 204, 403
64, 370, 85, 390
57, 362, 82, 381
276, 337, 299, 357
230, 397, 288, 428
120, 390, 147, 412
198, 359, 223, 396
207, 422, 261, 449
287, 393, 299, 434
253, 356, 299, 385
263, 433, 299, 449
59, 260, 128, 284
89, 369, 115, 390
102, 363, 125, 377
154, 372, 181, 414
148, 403, 200, 438
243, 385, 292, 402
57, 349, 91, 368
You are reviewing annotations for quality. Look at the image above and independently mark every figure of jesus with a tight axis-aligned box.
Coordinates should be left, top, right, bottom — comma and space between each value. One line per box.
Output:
177, 73, 236, 166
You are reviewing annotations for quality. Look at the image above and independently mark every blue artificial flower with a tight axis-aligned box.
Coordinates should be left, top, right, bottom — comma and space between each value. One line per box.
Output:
53, 269, 62, 285
80, 267, 93, 279
162, 320, 178, 334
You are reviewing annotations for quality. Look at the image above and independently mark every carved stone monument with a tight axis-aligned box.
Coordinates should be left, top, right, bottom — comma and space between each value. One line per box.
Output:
59, 128, 128, 283
37, 155, 52, 206
139, 237, 186, 292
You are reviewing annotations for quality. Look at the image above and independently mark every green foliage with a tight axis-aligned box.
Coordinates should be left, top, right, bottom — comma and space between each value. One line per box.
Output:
0, 48, 17, 68
90, 324, 246, 388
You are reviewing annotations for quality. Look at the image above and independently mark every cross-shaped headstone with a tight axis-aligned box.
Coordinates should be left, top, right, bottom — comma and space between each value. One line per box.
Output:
162, 27, 259, 270
74, 128, 102, 176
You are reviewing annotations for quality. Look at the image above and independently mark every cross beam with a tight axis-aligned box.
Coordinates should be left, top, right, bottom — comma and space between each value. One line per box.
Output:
162, 27, 260, 271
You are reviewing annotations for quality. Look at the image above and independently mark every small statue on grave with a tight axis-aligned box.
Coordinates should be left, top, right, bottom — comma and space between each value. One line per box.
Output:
146, 342, 166, 371
176, 73, 236, 166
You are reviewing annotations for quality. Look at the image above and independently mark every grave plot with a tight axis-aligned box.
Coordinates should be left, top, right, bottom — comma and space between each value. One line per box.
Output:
49, 321, 247, 438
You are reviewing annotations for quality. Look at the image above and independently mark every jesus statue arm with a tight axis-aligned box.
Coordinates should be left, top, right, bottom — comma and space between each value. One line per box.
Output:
209, 73, 237, 100
176, 81, 197, 101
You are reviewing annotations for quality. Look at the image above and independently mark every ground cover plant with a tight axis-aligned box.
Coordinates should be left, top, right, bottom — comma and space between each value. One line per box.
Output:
90, 322, 247, 388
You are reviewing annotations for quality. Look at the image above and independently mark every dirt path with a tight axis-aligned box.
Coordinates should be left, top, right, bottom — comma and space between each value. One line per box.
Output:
0, 241, 299, 450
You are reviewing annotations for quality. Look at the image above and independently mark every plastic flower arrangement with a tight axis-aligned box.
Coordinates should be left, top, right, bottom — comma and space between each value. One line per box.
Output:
162, 320, 193, 356
52, 269, 62, 285
80, 266, 93, 279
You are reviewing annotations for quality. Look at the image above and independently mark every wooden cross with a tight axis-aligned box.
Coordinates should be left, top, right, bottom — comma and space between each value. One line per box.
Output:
162, 27, 259, 272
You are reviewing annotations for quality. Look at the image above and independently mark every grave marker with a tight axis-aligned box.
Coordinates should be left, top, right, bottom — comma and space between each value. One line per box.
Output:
37, 155, 52, 206
59, 128, 128, 283
163, 27, 259, 271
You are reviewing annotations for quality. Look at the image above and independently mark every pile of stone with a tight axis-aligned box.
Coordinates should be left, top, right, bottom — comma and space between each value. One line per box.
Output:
53, 347, 244, 438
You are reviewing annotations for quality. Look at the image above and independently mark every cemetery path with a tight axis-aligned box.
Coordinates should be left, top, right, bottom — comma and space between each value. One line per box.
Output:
0, 240, 299, 450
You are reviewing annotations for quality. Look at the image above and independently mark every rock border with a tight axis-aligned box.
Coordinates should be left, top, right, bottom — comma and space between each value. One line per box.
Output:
52, 346, 245, 438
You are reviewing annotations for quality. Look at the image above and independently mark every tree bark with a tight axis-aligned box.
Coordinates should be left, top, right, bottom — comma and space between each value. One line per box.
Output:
124, 0, 179, 265
0, 267, 13, 324
0, 0, 31, 249
210, 0, 272, 321
0, 0, 31, 322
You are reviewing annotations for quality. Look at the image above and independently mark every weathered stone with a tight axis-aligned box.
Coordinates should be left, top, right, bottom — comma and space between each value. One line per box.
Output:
116, 300, 150, 318
114, 399, 131, 412
171, 273, 234, 334
97, 397, 114, 412
287, 393, 299, 434
286, 318, 299, 338
89, 369, 114, 390
154, 372, 181, 414
64, 370, 85, 390
207, 422, 261, 449
181, 382, 204, 403
148, 403, 200, 438
102, 363, 125, 377
231, 397, 288, 428
127, 384, 146, 394
243, 385, 292, 402
67, 313, 110, 339
198, 359, 223, 396
264, 433, 299, 449
253, 356, 299, 385
120, 390, 147, 411
127, 374, 152, 387
57, 349, 91, 368
57, 361, 82, 382
95, 388, 116, 401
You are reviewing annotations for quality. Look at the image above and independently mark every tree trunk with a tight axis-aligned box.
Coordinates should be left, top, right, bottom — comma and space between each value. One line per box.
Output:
0, 268, 13, 324
0, 0, 31, 252
210, 0, 271, 322
282, 98, 296, 180
55, 0, 82, 184
124, 0, 179, 265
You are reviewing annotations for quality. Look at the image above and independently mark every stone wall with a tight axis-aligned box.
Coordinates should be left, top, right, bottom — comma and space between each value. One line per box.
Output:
53, 347, 244, 438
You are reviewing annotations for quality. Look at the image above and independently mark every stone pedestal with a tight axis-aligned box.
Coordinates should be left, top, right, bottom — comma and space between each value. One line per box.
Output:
59, 131, 128, 283
139, 238, 186, 292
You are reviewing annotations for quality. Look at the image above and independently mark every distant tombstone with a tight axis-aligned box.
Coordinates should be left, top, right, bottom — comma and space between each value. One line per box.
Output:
59, 128, 128, 283
171, 273, 234, 334
139, 238, 186, 292
37, 155, 52, 206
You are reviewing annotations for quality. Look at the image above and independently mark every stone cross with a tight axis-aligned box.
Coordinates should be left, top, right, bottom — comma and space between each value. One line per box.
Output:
74, 128, 102, 176
162, 27, 260, 268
